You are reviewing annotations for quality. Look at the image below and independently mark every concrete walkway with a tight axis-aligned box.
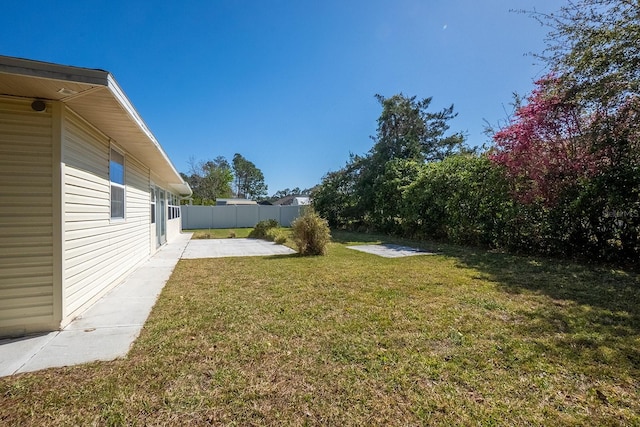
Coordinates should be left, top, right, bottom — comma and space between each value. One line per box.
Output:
0, 233, 192, 377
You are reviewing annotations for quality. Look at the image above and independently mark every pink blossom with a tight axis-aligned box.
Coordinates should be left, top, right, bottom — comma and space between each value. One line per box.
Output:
491, 75, 605, 206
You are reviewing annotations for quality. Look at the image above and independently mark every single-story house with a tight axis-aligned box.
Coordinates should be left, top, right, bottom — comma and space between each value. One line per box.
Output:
0, 55, 191, 338
273, 195, 310, 206
292, 196, 310, 206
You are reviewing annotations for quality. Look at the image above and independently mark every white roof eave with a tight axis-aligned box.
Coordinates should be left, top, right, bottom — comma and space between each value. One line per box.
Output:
0, 55, 192, 197
105, 74, 192, 196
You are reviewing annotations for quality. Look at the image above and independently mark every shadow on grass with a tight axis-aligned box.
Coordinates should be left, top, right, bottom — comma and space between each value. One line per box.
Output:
332, 229, 640, 369
451, 248, 640, 369
453, 249, 639, 318
331, 229, 441, 251
333, 229, 639, 319
263, 253, 301, 260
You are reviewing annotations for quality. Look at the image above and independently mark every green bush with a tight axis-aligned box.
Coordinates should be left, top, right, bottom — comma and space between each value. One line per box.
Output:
402, 154, 513, 247
249, 219, 288, 244
249, 219, 279, 239
266, 227, 288, 244
291, 209, 331, 256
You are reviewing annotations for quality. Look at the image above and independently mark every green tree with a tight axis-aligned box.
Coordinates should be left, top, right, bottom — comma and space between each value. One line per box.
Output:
356, 94, 466, 231
270, 187, 312, 200
529, 0, 640, 109
315, 94, 465, 231
182, 156, 233, 204
402, 154, 513, 246
313, 155, 365, 228
371, 93, 466, 163
232, 153, 268, 199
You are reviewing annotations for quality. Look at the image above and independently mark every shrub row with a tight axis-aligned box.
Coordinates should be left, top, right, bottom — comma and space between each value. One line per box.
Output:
315, 154, 639, 265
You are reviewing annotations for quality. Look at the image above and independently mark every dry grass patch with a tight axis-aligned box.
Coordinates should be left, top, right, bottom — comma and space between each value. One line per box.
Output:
1, 231, 639, 425
187, 228, 254, 239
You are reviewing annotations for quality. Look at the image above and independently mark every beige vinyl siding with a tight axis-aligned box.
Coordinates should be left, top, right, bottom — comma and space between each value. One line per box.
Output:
62, 108, 151, 318
0, 97, 55, 336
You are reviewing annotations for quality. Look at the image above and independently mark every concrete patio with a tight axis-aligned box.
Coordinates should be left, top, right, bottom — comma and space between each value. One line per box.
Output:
182, 238, 296, 258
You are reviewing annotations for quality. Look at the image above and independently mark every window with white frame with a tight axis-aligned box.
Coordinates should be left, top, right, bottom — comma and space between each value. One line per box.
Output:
110, 148, 125, 219
150, 187, 156, 224
168, 194, 180, 220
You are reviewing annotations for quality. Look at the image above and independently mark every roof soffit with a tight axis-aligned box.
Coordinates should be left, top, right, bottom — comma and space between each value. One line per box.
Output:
0, 55, 191, 196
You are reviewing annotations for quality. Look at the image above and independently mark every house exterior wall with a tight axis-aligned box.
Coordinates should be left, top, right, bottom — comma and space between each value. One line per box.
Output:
149, 179, 182, 250
0, 89, 187, 338
0, 96, 56, 336
61, 108, 152, 323
149, 187, 157, 252
167, 211, 182, 242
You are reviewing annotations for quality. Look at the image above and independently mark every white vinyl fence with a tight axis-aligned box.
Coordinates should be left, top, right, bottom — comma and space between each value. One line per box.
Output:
181, 205, 306, 229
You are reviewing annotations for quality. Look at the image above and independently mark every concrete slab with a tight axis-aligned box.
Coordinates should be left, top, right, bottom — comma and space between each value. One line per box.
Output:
0, 232, 192, 377
18, 326, 141, 373
347, 243, 435, 258
64, 295, 158, 331
0, 334, 56, 377
181, 238, 296, 259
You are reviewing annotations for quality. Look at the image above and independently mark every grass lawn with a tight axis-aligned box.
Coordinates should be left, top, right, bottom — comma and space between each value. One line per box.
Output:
1, 231, 638, 425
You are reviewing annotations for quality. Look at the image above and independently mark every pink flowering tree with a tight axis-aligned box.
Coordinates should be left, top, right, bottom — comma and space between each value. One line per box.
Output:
490, 75, 604, 206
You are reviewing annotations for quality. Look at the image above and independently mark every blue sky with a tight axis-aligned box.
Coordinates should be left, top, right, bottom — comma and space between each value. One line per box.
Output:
1, 1, 558, 195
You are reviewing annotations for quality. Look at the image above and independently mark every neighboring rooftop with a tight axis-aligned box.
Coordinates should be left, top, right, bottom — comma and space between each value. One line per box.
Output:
272, 195, 310, 206
215, 198, 258, 206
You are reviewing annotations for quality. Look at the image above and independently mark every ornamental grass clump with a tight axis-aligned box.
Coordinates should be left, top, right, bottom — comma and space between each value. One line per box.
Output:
291, 209, 331, 255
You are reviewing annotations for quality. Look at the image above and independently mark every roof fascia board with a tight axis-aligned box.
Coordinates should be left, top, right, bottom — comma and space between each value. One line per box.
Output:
106, 74, 192, 197
106, 74, 159, 145
0, 55, 109, 86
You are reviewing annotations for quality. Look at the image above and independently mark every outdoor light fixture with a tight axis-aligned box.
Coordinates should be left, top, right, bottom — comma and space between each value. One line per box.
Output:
31, 100, 46, 112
